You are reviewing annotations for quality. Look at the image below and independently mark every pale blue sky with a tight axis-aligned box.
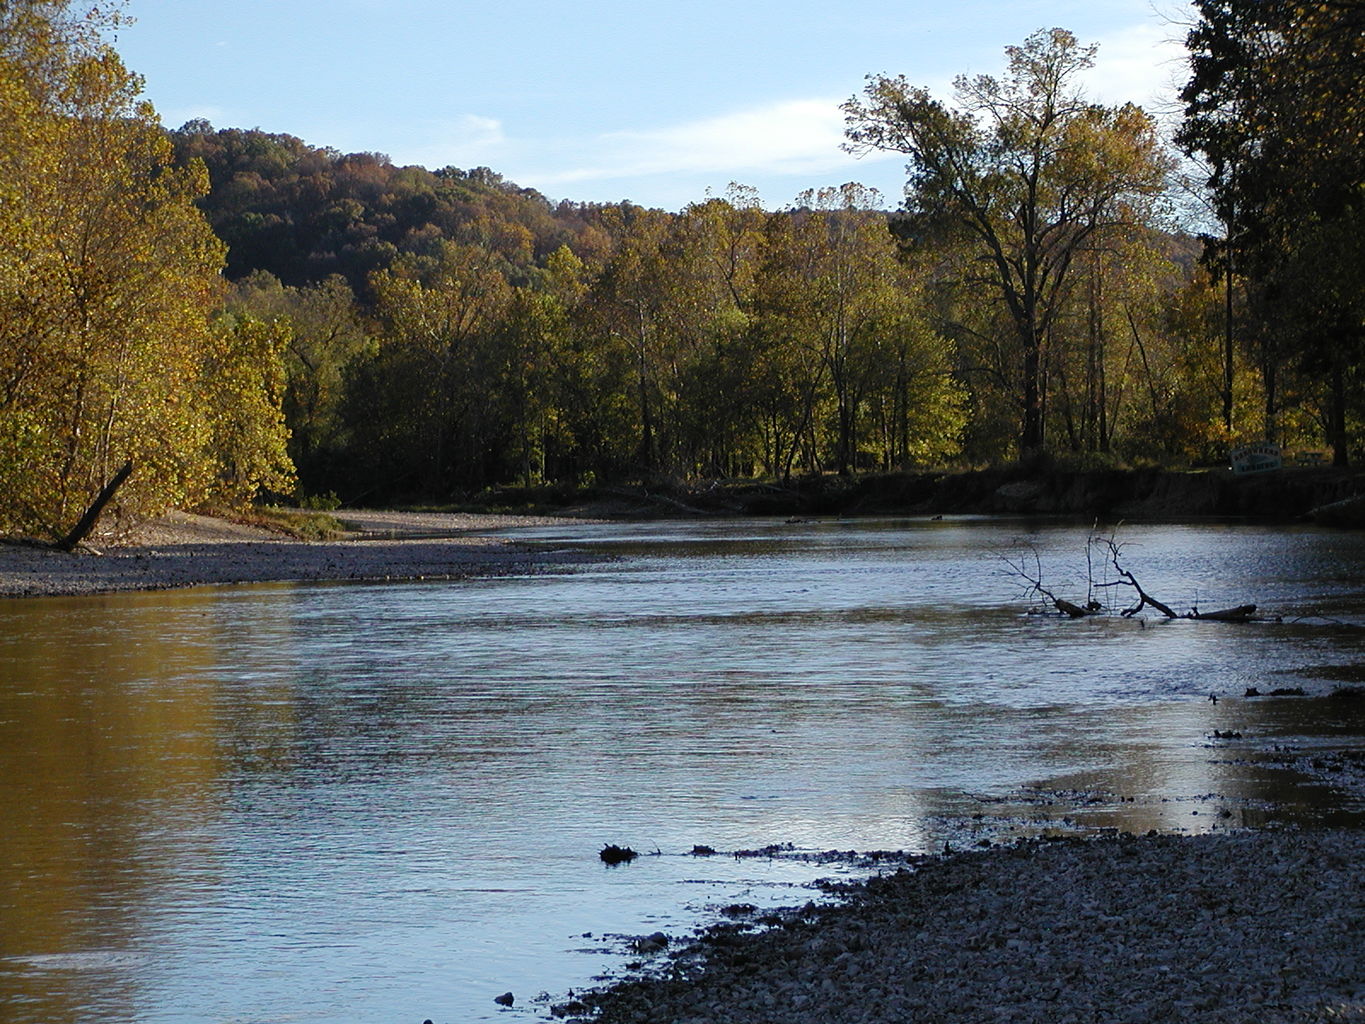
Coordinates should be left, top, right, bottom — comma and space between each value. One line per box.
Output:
116, 0, 1193, 211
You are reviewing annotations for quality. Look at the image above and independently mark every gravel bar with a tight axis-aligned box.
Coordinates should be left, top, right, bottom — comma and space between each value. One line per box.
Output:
0, 510, 595, 597
559, 829, 1365, 1024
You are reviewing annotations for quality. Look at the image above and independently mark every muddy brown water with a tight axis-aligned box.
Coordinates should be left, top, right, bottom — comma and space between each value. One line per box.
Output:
2, 517, 1363, 1023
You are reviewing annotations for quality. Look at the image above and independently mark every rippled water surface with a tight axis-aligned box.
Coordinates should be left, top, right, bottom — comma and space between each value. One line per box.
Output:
3, 518, 1364, 1023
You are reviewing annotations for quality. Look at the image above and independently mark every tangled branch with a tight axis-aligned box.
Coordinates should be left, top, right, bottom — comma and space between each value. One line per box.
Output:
1002, 530, 1257, 622
1094, 537, 1178, 618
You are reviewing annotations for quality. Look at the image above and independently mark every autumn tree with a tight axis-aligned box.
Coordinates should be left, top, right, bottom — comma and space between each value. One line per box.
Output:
579, 206, 675, 473
541, 244, 636, 483
349, 242, 512, 494
845, 28, 1173, 456
227, 271, 371, 485
201, 314, 296, 506
755, 186, 965, 476
0, 0, 291, 538
749, 213, 833, 478
1179, 0, 1365, 461
665, 190, 767, 477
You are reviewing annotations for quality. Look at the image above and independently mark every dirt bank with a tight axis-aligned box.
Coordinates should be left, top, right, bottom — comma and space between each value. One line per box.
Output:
526, 466, 1365, 523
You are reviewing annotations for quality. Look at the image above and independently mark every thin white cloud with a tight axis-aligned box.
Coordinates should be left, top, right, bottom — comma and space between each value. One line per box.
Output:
405, 114, 508, 169
526, 97, 887, 186
374, 25, 1192, 209
1082, 20, 1190, 114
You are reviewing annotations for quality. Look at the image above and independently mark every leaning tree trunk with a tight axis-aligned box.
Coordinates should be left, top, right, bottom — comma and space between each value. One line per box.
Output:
57, 459, 133, 552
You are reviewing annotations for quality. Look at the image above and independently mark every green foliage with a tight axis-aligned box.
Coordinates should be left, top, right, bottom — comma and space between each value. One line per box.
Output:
297, 490, 342, 511
200, 314, 296, 507
845, 28, 1174, 455
226, 271, 372, 481
1179, 0, 1365, 459
243, 506, 346, 540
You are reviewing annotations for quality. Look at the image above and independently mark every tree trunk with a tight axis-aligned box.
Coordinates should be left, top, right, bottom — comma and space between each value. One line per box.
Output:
1021, 333, 1044, 453
1223, 257, 1235, 433
1329, 355, 1348, 467
57, 459, 133, 552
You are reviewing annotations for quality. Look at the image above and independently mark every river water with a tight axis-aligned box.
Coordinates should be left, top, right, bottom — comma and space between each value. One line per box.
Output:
2, 517, 1364, 1023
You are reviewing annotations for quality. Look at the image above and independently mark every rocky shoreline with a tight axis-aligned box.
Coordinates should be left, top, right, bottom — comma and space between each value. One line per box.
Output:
0, 510, 595, 598
556, 828, 1365, 1024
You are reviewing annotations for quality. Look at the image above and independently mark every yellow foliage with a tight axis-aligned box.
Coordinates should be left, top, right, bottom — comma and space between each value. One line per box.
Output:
0, 1, 294, 537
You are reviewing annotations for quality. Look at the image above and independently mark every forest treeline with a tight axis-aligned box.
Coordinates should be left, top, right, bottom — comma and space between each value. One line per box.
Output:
1, 2, 1361, 537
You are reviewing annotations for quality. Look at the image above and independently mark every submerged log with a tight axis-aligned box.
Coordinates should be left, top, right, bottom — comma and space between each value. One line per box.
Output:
1054, 599, 1097, 619
1191, 604, 1257, 622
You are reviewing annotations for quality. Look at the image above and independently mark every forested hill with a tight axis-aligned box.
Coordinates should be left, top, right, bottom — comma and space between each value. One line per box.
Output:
170, 121, 607, 294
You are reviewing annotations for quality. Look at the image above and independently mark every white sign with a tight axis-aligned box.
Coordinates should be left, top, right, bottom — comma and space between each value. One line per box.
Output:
1230, 442, 1282, 475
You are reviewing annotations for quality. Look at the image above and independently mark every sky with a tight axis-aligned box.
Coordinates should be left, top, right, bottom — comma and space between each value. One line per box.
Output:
115, 0, 1195, 212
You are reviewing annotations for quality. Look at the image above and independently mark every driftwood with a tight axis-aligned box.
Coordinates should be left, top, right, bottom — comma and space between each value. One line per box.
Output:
1095, 538, 1179, 618
1006, 531, 1257, 623
1191, 604, 1257, 622
1054, 599, 1093, 619
56, 460, 133, 552
599, 844, 639, 865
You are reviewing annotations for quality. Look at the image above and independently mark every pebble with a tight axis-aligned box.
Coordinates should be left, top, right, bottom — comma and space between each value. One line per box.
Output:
558, 829, 1365, 1023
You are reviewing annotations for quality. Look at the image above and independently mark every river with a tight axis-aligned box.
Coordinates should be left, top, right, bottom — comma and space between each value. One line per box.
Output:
2, 517, 1363, 1023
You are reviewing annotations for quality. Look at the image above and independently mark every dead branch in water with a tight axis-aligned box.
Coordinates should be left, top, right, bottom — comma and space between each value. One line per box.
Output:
1004, 530, 1256, 622
1094, 536, 1179, 618
1002, 543, 1102, 618
1190, 603, 1258, 622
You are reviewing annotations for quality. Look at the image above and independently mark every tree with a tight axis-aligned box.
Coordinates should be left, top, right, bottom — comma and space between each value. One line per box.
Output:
1179, 0, 1365, 463
844, 28, 1173, 456
752, 186, 965, 476
200, 314, 296, 506
580, 206, 675, 474
665, 189, 769, 478
350, 242, 512, 494
227, 271, 371, 485
0, 0, 288, 538
542, 244, 637, 483
749, 213, 832, 478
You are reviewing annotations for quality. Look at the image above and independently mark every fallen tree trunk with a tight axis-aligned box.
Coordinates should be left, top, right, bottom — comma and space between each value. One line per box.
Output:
1007, 533, 1258, 623
1190, 604, 1257, 622
56, 460, 133, 552
1054, 598, 1102, 619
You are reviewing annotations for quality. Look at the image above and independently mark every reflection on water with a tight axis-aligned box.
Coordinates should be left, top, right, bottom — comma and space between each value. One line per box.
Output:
2, 518, 1364, 1023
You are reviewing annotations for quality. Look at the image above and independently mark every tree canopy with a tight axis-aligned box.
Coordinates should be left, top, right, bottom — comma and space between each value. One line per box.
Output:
0, 0, 292, 538
1178, 0, 1365, 462
844, 28, 1174, 455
